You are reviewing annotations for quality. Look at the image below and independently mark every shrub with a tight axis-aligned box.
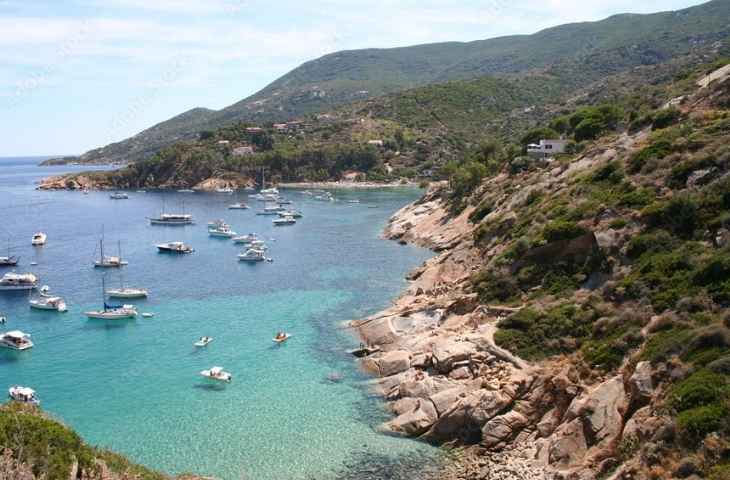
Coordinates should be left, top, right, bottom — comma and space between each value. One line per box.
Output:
642, 196, 699, 239
669, 369, 727, 412
472, 269, 520, 304
591, 162, 624, 184
469, 200, 494, 223
640, 327, 695, 363
677, 404, 727, 442
609, 218, 628, 229
629, 139, 673, 173
626, 231, 674, 258
542, 220, 589, 243
652, 107, 682, 130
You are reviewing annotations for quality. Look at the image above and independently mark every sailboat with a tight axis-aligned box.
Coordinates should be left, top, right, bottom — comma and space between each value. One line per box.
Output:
0, 238, 19, 267
84, 276, 137, 319
148, 199, 193, 225
93, 232, 128, 268
106, 274, 148, 299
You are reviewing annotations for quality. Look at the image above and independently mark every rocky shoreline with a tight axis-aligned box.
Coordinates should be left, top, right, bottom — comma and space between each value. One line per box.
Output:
351, 187, 667, 479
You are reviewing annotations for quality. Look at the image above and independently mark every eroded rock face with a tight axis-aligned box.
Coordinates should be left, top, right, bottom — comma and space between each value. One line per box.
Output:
432, 340, 477, 374
363, 350, 412, 377
383, 398, 438, 436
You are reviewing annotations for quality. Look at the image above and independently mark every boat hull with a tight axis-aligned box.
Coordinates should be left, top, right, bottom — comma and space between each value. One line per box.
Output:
149, 219, 193, 226
84, 311, 136, 319
106, 290, 148, 299
0, 284, 37, 291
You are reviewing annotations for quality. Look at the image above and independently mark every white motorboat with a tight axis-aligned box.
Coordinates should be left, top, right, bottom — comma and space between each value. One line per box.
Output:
238, 248, 266, 262
106, 287, 148, 299
244, 240, 267, 250
194, 336, 213, 347
177, 189, 195, 193
228, 203, 249, 210
248, 193, 265, 201
8, 386, 39, 405
0, 272, 38, 291
142, 312, 154, 318
216, 187, 234, 194
273, 332, 291, 344
31, 232, 47, 246
257, 204, 284, 216
85, 277, 137, 320
0, 330, 33, 350
261, 187, 279, 195
273, 214, 296, 226
29, 287, 67, 312
109, 192, 128, 199
94, 237, 128, 268
279, 210, 302, 219
156, 241, 194, 254
200, 366, 232, 382
207, 219, 229, 228
136, 190, 146, 193
232, 233, 258, 244
209, 224, 237, 238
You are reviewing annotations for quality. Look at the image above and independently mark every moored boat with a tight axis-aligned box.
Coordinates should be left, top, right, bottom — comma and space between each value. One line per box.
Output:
200, 366, 232, 382
273, 214, 296, 226
29, 287, 67, 312
0, 272, 38, 291
0, 239, 19, 266
238, 248, 266, 262
85, 277, 137, 319
208, 224, 237, 238
228, 202, 249, 210
106, 287, 148, 299
8, 386, 39, 405
232, 233, 258, 244
149, 213, 193, 225
94, 237, 128, 268
31, 232, 46, 246
0, 330, 33, 350
156, 241, 194, 254
109, 192, 128, 199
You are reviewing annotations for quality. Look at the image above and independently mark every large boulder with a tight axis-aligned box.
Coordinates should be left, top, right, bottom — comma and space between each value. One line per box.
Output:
425, 388, 514, 442
482, 410, 529, 448
383, 398, 438, 436
545, 418, 589, 468
628, 361, 653, 404
431, 339, 476, 373
430, 386, 468, 416
565, 376, 627, 446
363, 350, 411, 377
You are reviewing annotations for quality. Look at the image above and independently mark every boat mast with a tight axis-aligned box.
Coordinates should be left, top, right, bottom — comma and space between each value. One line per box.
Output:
101, 276, 107, 312
117, 240, 122, 262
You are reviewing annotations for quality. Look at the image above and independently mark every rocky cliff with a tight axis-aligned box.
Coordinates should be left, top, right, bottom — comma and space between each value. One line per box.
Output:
352, 63, 730, 479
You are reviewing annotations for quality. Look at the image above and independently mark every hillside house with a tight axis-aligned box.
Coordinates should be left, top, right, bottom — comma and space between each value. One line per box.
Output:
232, 146, 255, 156
245, 127, 263, 134
273, 123, 288, 132
341, 171, 362, 181
367, 139, 384, 147
217, 140, 230, 146
527, 139, 568, 158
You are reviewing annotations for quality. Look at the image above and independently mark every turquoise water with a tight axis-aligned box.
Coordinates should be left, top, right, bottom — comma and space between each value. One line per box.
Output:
0, 158, 438, 479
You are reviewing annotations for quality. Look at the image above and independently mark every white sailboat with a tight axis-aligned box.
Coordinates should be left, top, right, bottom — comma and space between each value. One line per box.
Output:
0, 238, 19, 266
149, 200, 193, 225
94, 234, 128, 268
106, 275, 148, 299
84, 277, 137, 319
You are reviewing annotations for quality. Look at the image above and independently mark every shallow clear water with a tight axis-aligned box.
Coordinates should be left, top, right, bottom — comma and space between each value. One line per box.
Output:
0, 158, 438, 479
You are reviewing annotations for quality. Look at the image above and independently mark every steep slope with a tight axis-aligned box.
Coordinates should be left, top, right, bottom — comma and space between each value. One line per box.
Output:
351, 60, 730, 479
50, 0, 730, 166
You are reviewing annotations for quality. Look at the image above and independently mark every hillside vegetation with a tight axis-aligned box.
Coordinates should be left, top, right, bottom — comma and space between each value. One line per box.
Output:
46, 0, 730, 166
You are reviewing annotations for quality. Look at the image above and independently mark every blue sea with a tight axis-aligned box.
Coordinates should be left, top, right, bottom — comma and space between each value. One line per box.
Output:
0, 157, 439, 479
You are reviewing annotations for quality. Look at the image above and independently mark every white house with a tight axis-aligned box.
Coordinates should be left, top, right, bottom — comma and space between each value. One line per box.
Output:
232, 146, 254, 156
367, 139, 384, 147
527, 139, 568, 158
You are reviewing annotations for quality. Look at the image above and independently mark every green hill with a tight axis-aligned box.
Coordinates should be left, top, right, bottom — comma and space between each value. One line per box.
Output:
51, 0, 730, 166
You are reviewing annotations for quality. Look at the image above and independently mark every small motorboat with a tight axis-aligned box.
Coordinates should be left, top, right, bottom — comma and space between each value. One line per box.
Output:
228, 202, 249, 210
142, 312, 154, 318
209, 225, 237, 238
256, 204, 285, 216
0, 255, 19, 267
149, 213, 193, 225
0, 273, 38, 291
233, 233, 258, 244
238, 248, 266, 262
349, 344, 381, 358
177, 189, 195, 193
8, 386, 39, 405
273, 214, 296, 226
136, 190, 146, 193
29, 287, 67, 312
347, 200, 360, 204
106, 287, 148, 299
31, 232, 47, 246
273, 332, 291, 344
0, 330, 33, 350
216, 187, 234, 194
194, 336, 213, 347
156, 242, 194, 254
200, 366, 232, 382
207, 219, 229, 228
109, 192, 128, 199
279, 210, 302, 219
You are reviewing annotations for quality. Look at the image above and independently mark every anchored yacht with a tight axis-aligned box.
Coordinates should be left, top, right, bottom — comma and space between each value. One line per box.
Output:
0, 330, 33, 350
228, 202, 249, 210
8, 386, 39, 405
94, 237, 128, 268
0, 272, 38, 291
29, 287, 67, 312
273, 214, 296, 226
238, 248, 266, 262
109, 192, 128, 199
156, 241, 194, 254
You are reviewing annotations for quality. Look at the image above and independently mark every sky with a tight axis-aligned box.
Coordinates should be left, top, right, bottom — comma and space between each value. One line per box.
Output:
0, 0, 709, 157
